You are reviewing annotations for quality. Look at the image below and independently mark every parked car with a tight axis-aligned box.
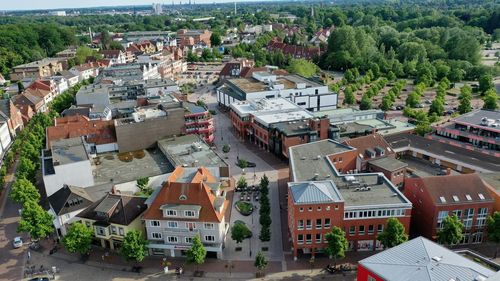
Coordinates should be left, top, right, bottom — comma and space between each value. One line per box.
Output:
12, 237, 23, 248
247, 162, 256, 168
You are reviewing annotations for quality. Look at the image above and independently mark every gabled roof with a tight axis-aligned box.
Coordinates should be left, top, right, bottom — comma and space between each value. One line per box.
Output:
414, 174, 494, 205
289, 181, 343, 204
14, 92, 44, 107
28, 80, 52, 92
359, 237, 496, 281
143, 167, 228, 223
77, 193, 147, 226
46, 115, 116, 147
343, 133, 394, 159
48, 185, 94, 216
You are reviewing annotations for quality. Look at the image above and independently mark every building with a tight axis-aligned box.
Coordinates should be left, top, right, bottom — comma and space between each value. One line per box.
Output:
357, 236, 500, 281
385, 133, 500, 173
431, 109, 500, 156
219, 59, 255, 80
267, 39, 322, 60
157, 135, 229, 178
152, 3, 163, 15
229, 98, 330, 158
48, 185, 95, 237
69, 63, 99, 82
10, 59, 63, 81
42, 137, 95, 197
99, 63, 160, 81
100, 50, 127, 65
46, 115, 117, 154
143, 167, 229, 258
288, 139, 412, 258
0, 99, 24, 137
14, 91, 47, 122
114, 104, 185, 152
479, 173, 500, 212
0, 121, 12, 158
184, 102, 215, 143
77, 193, 147, 250
25, 80, 58, 105
404, 174, 494, 244
61, 70, 80, 87
217, 72, 338, 111
176, 29, 212, 48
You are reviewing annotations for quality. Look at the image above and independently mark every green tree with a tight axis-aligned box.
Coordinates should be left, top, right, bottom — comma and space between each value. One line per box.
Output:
381, 96, 392, 111
360, 94, 372, 110
210, 32, 222, 46
17, 200, 54, 240
16, 157, 36, 183
324, 226, 348, 265
63, 222, 93, 256
479, 74, 493, 94
237, 159, 248, 169
487, 212, 500, 258
237, 176, 247, 190
483, 89, 499, 110
136, 177, 149, 189
9, 178, 40, 204
222, 144, 231, 154
120, 230, 149, 263
437, 215, 464, 245
429, 98, 445, 116
458, 85, 473, 114
377, 218, 408, 248
109, 41, 124, 51
186, 235, 207, 270
344, 86, 355, 105
254, 251, 268, 275
75, 46, 101, 65
17, 81, 24, 93
344, 69, 355, 83
259, 225, 270, 242
231, 222, 252, 244
406, 92, 421, 108
287, 59, 317, 78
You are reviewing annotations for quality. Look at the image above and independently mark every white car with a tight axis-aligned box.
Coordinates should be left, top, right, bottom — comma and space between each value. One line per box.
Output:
12, 237, 23, 248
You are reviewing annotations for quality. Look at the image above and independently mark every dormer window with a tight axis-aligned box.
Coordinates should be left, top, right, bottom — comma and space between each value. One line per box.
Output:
166, 209, 177, 216
185, 210, 196, 217
179, 195, 187, 200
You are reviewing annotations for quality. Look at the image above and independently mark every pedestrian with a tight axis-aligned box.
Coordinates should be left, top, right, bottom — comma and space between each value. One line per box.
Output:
27, 251, 31, 260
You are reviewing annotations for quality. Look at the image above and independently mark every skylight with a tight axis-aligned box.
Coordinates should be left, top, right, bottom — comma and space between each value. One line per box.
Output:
439, 196, 446, 203
478, 193, 485, 200
465, 194, 472, 201
452, 195, 459, 202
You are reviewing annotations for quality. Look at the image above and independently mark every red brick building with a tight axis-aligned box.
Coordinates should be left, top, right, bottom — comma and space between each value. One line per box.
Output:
404, 174, 494, 244
176, 29, 212, 48
184, 102, 214, 144
288, 139, 412, 259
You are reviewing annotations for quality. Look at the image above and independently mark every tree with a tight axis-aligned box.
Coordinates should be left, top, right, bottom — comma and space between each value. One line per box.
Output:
429, 98, 445, 116
406, 92, 421, 108
237, 176, 247, 190
186, 235, 206, 270
222, 144, 231, 154
63, 222, 93, 256
109, 41, 124, 51
483, 89, 499, 110
377, 218, 408, 249
344, 86, 355, 105
136, 177, 149, 189
287, 58, 317, 78
479, 74, 493, 94
437, 215, 464, 245
259, 225, 271, 242
237, 159, 248, 169
120, 230, 149, 263
324, 226, 348, 265
17, 81, 24, 93
458, 85, 473, 114
381, 96, 392, 111
360, 94, 372, 110
17, 200, 54, 240
254, 251, 268, 275
210, 32, 222, 46
75, 46, 101, 65
231, 222, 252, 244
487, 212, 500, 258
9, 178, 40, 204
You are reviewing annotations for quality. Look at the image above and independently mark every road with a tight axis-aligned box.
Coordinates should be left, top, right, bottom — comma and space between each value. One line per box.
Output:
0, 159, 26, 281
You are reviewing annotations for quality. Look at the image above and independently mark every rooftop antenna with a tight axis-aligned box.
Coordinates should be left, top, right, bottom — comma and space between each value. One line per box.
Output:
234, 1, 237, 15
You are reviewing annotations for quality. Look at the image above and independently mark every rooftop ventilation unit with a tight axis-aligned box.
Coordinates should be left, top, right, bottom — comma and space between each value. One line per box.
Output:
431, 256, 442, 262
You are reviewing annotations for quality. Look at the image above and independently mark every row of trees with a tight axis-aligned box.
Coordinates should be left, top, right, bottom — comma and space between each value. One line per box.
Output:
360, 78, 389, 110
259, 175, 271, 242
437, 212, 500, 248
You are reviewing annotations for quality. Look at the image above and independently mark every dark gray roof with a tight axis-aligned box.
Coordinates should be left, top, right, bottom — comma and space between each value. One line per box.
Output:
61, 106, 91, 118
385, 133, 500, 172
359, 237, 496, 281
77, 194, 147, 226
453, 109, 500, 126
368, 157, 408, 172
48, 185, 94, 216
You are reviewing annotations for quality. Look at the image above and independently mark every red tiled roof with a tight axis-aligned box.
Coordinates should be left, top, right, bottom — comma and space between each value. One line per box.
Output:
28, 80, 52, 92
343, 133, 394, 159
46, 115, 116, 147
143, 167, 228, 223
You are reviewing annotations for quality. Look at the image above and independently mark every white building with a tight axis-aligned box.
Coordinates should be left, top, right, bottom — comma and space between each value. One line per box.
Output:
143, 167, 229, 258
50, 76, 69, 95
217, 72, 337, 112
42, 137, 94, 197
0, 122, 12, 158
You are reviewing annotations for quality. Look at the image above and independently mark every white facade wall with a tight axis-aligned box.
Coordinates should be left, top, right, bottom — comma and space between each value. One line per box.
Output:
50, 207, 86, 237
43, 160, 94, 196
0, 122, 11, 157
96, 143, 119, 153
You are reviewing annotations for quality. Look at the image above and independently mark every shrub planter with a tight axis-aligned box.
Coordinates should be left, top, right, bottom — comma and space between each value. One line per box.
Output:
235, 201, 253, 216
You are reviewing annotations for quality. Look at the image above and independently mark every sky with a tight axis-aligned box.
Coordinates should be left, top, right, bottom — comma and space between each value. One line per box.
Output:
1, 0, 257, 11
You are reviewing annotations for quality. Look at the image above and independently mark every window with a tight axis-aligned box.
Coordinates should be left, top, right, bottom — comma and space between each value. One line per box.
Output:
204, 223, 214, 230
326, 206, 331, 211
299, 208, 304, 212
85, 221, 91, 228
308, 207, 313, 212
306, 220, 312, 230
464, 208, 474, 229
306, 234, 312, 244
324, 218, 331, 228
377, 224, 384, 233
166, 210, 177, 216
477, 208, 488, 229
437, 211, 449, 229
150, 220, 160, 227
167, 221, 178, 228
297, 220, 304, 230
452, 210, 462, 218
185, 210, 196, 217
118, 227, 124, 236
317, 206, 322, 211
316, 233, 322, 244
185, 237, 193, 244
478, 193, 485, 200
167, 236, 178, 243
368, 225, 374, 234
316, 219, 322, 229
152, 232, 162, 239
297, 234, 304, 244
359, 225, 365, 235
111, 225, 117, 235
96, 226, 106, 236
205, 235, 215, 242
349, 226, 355, 235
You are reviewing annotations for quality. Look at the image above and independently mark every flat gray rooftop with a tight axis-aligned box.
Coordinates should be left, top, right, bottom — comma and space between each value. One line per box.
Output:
51, 137, 89, 166
158, 135, 227, 168
368, 157, 408, 172
93, 148, 173, 185
453, 109, 500, 126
